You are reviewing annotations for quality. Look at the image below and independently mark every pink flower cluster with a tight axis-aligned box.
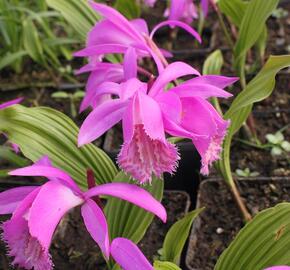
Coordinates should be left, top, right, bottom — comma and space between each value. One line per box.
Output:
76, 2, 237, 184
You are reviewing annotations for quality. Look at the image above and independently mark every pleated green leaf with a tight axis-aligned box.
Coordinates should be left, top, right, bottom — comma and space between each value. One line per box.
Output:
46, 0, 99, 41
22, 19, 45, 64
234, 0, 278, 75
0, 105, 117, 188
215, 203, 290, 270
154, 261, 181, 270
105, 171, 164, 241
161, 208, 204, 265
203, 49, 224, 75
218, 0, 247, 27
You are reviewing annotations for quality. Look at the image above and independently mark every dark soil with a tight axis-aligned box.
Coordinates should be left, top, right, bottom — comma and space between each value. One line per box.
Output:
0, 190, 190, 270
186, 178, 290, 270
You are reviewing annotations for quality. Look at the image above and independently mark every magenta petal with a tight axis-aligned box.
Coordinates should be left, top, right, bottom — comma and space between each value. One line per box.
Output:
0, 98, 23, 110
124, 47, 137, 80
81, 199, 110, 259
264, 267, 290, 270
84, 183, 167, 222
187, 75, 239, 88
1, 187, 52, 270
89, 1, 143, 41
155, 91, 182, 123
111, 238, 153, 270
150, 20, 201, 43
171, 83, 233, 99
0, 186, 37, 214
78, 99, 127, 146
74, 44, 128, 57
28, 181, 83, 249
149, 62, 200, 97
2, 216, 53, 270
9, 165, 81, 194
137, 91, 165, 140
130, 19, 149, 35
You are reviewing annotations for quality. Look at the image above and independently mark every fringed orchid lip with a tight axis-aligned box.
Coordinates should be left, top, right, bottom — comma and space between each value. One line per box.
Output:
0, 156, 167, 269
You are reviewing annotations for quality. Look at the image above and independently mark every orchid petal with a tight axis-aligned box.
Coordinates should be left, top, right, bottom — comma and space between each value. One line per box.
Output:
0, 98, 23, 110
29, 181, 83, 249
149, 62, 200, 97
171, 83, 233, 99
89, 1, 144, 41
186, 75, 239, 88
155, 91, 182, 123
130, 19, 149, 35
84, 183, 167, 222
124, 47, 137, 80
150, 20, 201, 43
9, 165, 81, 194
78, 99, 127, 146
111, 238, 153, 270
74, 44, 128, 57
264, 267, 290, 270
137, 91, 165, 140
88, 20, 134, 47
81, 199, 110, 259
0, 187, 37, 214
119, 78, 147, 101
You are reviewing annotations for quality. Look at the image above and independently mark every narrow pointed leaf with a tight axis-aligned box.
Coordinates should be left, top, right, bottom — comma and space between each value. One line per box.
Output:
161, 208, 204, 265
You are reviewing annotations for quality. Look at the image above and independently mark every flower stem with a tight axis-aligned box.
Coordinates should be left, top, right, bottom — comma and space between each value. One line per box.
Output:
230, 180, 252, 222
211, 0, 234, 51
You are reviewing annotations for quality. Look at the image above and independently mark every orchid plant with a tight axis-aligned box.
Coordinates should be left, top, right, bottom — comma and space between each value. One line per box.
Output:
1, 0, 290, 269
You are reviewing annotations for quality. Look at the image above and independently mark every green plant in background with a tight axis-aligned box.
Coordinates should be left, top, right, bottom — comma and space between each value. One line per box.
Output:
235, 168, 260, 178
203, 48, 290, 221
0, 0, 79, 79
51, 90, 85, 118
266, 131, 290, 156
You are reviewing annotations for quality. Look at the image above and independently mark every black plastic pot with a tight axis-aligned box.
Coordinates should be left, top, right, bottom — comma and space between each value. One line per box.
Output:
185, 177, 290, 270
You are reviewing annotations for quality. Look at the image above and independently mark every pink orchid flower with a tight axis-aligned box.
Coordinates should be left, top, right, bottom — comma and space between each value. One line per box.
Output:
76, 62, 124, 112
111, 237, 153, 270
74, 2, 201, 73
264, 267, 290, 270
78, 59, 237, 183
0, 98, 23, 153
165, 0, 209, 24
0, 156, 166, 270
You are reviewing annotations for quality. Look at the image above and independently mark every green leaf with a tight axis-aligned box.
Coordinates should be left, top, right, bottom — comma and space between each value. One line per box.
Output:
215, 203, 290, 270
51, 91, 70, 99
225, 55, 290, 119
0, 51, 27, 70
218, 0, 247, 27
203, 49, 224, 75
0, 105, 118, 189
114, 0, 141, 19
234, 0, 279, 75
0, 146, 29, 167
46, 0, 99, 41
281, 141, 290, 152
161, 208, 204, 265
154, 261, 181, 270
22, 18, 45, 64
105, 172, 163, 268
